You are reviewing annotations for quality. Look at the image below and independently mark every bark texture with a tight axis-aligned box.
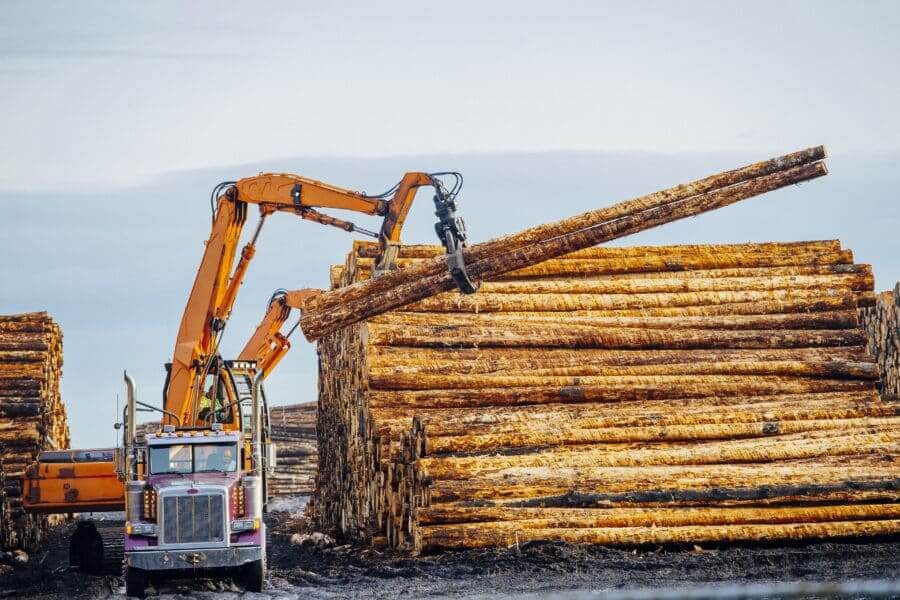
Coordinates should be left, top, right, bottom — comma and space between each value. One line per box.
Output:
300, 148, 828, 340
312, 238, 898, 555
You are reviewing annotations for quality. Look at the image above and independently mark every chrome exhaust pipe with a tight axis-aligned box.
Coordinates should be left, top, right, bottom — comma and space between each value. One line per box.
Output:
124, 371, 137, 480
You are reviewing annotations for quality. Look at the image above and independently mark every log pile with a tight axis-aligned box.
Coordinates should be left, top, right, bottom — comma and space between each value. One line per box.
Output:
859, 284, 900, 399
0, 312, 70, 550
300, 146, 828, 341
313, 239, 899, 554
269, 402, 317, 496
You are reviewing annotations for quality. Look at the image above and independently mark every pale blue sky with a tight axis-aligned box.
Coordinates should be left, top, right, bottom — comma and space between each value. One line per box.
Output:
1, 2, 899, 447
2, 1, 899, 191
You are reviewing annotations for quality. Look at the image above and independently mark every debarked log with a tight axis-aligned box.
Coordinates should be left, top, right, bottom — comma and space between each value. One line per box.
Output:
417, 518, 900, 551
369, 310, 861, 332
308, 147, 828, 319
368, 377, 874, 409
370, 361, 877, 390
422, 418, 899, 454
368, 347, 872, 373
301, 158, 827, 340
419, 429, 898, 473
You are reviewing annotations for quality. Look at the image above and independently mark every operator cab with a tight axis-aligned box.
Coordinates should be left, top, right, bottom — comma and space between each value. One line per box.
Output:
162, 359, 264, 434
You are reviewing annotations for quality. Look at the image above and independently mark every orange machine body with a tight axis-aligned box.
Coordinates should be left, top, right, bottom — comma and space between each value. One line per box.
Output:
166, 172, 435, 430
237, 289, 321, 377
23, 448, 125, 513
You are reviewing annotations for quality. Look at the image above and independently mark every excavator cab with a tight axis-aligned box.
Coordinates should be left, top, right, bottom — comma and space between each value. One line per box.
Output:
197, 371, 232, 425
162, 359, 264, 433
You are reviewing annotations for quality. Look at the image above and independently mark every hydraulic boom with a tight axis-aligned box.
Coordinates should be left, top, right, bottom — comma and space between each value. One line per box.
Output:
166, 171, 472, 430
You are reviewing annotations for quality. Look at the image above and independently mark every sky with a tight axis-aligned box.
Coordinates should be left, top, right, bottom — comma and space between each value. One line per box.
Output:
1, 2, 899, 448
2, 1, 900, 191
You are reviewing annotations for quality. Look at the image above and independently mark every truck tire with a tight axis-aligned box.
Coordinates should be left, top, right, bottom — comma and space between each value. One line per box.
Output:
125, 566, 147, 598
242, 558, 265, 593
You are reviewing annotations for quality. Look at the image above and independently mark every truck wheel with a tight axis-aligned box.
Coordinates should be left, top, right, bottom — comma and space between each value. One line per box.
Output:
242, 558, 266, 592
125, 566, 147, 598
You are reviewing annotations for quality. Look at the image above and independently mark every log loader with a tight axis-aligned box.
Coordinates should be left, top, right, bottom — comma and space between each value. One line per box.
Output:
21, 170, 474, 596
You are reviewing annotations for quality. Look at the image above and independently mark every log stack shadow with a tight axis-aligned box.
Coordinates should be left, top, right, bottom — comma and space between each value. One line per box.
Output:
0, 312, 70, 550
313, 241, 899, 554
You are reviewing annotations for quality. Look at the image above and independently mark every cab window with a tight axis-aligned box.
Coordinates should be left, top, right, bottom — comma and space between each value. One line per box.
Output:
148, 443, 238, 474
194, 443, 238, 473
149, 444, 192, 474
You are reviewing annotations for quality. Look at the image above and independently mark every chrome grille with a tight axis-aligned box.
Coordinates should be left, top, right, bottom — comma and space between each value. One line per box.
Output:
161, 493, 225, 544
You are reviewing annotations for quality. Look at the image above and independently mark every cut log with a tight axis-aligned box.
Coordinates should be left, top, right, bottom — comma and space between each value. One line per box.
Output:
353, 250, 858, 281
355, 239, 845, 260
366, 324, 866, 350
312, 153, 898, 555
301, 153, 827, 340
307, 147, 828, 320
859, 287, 900, 399
418, 503, 900, 528
422, 419, 898, 454
418, 518, 900, 552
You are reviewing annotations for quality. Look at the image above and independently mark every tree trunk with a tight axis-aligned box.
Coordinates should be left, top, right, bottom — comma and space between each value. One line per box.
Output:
308, 146, 827, 319
301, 156, 827, 340
311, 155, 899, 554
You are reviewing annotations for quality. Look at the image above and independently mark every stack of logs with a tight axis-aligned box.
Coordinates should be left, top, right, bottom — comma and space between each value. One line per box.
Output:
859, 284, 900, 399
298, 146, 828, 342
0, 312, 70, 550
313, 241, 900, 553
269, 402, 318, 496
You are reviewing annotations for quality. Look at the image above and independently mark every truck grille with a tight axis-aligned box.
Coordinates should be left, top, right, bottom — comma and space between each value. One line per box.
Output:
161, 493, 225, 544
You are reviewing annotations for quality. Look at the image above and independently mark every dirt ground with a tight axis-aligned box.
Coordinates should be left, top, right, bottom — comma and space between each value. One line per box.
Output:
1, 497, 898, 599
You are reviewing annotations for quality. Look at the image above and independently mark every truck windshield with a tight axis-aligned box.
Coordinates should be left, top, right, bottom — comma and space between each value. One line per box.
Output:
149, 443, 238, 474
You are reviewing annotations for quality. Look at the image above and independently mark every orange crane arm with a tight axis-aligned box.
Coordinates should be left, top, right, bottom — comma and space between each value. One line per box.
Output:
236, 289, 321, 378
166, 172, 438, 428
234, 171, 479, 384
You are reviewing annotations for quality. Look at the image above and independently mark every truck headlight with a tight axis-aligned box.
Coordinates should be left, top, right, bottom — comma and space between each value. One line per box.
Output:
126, 521, 158, 537
230, 518, 260, 532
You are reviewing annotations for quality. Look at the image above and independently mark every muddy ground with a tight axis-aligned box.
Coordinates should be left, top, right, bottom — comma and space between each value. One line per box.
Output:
1, 497, 898, 599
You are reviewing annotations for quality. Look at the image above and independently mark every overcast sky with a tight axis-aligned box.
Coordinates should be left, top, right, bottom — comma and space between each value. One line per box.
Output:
2, 2, 899, 447
2, 1, 899, 192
